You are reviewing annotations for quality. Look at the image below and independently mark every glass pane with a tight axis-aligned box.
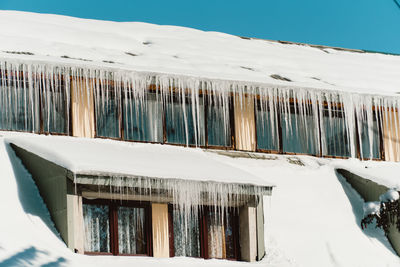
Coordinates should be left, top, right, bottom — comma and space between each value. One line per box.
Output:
173, 208, 200, 257
281, 110, 318, 154
207, 102, 231, 147
42, 80, 67, 134
83, 204, 110, 253
360, 118, 381, 159
95, 90, 120, 138
256, 104, 279, 151
123, 92, 163, 142
323, 110, 351, 157
224, 215, 235, 259
0, 74, 39, 132
118, 206, 147, 255
166, 96, 205, 146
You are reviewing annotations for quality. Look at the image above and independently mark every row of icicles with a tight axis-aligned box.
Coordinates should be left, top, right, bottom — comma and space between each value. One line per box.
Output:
0, 61, 399, 160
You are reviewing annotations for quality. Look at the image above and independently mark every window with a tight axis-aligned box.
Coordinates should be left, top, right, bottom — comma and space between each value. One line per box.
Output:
123, 91, 163, 142
170, 206, 239, 260
165, 95, 205, 146
95, 88, 121, 138
0, 72, 39, 132
41, 76, 69, 134
82, 199, 151, 256
358, 114, 381, 159
322, 107, 351, 157
206, 96, 232, 147
281, 105, 318, 155
255, 100, 280, 151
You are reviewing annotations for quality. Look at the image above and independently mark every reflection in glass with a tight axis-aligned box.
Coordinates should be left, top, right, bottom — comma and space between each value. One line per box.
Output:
118, 206, 147, 255
83, 204, 110, 253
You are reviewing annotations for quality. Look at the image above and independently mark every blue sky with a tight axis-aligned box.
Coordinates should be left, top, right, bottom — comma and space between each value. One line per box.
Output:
1, 0, 400, 54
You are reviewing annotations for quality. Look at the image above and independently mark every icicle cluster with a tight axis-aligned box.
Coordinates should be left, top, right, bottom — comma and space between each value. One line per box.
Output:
0, 60, 399, 161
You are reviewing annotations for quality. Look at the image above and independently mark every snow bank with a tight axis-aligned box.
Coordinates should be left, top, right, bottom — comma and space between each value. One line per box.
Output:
363, 202, 381, 216
0, 10, 400, 96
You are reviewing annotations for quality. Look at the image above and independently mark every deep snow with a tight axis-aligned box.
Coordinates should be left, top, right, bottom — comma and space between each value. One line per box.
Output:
0, 133, 400, 266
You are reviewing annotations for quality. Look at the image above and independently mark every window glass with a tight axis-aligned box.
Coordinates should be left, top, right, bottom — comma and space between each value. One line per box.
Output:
166, 95, 205, 146
42, 79, 68, 134
207, 210, 236, 259
256, 102, 279, 151
207, 100, 231, 147
359, 117, 381, 159
173, 209, 201, 257
323, 109, 351, 157
123, 92, 163, 142
0, 74, 39, 132
95, 90, 120, 138
281, 108, 318, 155
83, 204, 111, 253
118, 206, 147, 255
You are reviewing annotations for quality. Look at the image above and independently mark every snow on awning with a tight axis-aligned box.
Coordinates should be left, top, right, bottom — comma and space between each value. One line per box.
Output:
4, 134, 273, 193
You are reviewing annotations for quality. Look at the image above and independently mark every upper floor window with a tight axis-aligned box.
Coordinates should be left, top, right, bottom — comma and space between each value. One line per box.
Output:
95, 86, 121, 138
322, 107, 351, 157
165, 94, 205, 146
206, 96, 232, 147
123, 91, 163, 142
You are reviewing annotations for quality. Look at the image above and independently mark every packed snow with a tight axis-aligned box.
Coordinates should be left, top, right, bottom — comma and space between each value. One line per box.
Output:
1, 133, 400, 266
0, 10, 400, 97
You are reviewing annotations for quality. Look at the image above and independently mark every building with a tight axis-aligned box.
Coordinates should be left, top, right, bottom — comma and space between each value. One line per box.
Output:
1, 10, 400, 262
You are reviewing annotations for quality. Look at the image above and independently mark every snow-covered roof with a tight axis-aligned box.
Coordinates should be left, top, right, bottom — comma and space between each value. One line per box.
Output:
1, 11, 399, 96
3, 133, 272, 189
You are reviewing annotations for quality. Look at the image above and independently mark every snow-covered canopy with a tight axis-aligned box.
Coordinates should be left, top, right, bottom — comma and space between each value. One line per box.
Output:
3, 133, 272, 189
0, 11, 399, 96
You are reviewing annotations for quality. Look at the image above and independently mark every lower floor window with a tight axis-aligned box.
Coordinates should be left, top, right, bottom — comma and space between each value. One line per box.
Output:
171, 206, 239, 260
82, 199, 150, 256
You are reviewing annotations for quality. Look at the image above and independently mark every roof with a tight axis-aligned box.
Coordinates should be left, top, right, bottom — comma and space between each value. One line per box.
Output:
0, 11, 399, 97
2, 132, 273, 189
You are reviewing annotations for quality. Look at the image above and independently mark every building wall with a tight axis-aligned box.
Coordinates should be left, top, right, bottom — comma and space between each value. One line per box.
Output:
71, 77, 95, 138
234, 95, 256, 151
10, 144, 72, 247
239, 205, 258, 262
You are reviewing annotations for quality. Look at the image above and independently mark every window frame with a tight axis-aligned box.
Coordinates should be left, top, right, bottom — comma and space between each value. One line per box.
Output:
82, 198, 152, 257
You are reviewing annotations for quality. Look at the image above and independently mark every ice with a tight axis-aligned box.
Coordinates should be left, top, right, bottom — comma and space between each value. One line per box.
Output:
0, 60, 395, 159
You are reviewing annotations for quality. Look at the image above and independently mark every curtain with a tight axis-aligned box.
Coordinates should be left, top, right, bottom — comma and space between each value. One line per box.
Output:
117, 206, 146, 255
173, 209, 200, 257
83, 204, 110, 253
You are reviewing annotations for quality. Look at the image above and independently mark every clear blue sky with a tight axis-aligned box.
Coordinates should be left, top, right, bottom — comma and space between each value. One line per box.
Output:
1, 0, 400, 54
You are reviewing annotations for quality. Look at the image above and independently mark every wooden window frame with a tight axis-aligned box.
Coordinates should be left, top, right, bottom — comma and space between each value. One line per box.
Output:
82, 198, 152, 257
168, 205, 240, 261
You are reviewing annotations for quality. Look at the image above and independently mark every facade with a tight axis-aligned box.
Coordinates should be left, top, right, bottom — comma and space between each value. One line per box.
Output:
2, 10, 400, 264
